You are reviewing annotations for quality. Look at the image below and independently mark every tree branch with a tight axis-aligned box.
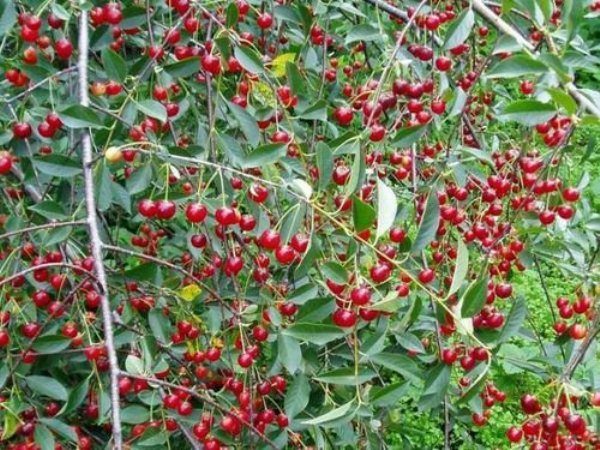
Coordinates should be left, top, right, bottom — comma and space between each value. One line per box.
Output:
77, 10, 123, 449
0, 220, 86, 241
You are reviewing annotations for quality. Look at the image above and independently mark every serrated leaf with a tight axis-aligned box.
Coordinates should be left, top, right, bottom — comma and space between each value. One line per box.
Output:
369, 353, 421, 382
241, 143, 286, 168
285, 374, 310, 418
61, 378, 89, 415
411, 192, 439, 253
29, 201, 68, 220
315, 367, 376, 385
32, 335, 71, 354
418, 363, 451, 411
126, 164, 152, 195
34, 424, 55, 450
376, 179, 397, 238
497, 297, 527, 343
501, 100, 557, 126
59, 105, 104, 129
487, 54, 548, 79
125, 354, 144, 375
297, 100, 327, 121
283, 323, 345, 345
443, 9, 474, 50
136, 99, 167, 122
546, 87, 577, 115
101, 48, 127, 82
392, 124, 428, 146
321, 261, 347, 283
461, 275, 489, 317
278, 334, 302, 374
449, 239, 468, 295
26, 376, 68, 401
281, 203, 306, 244
352, 195, 376, 233
371, 382, 409, 407
34, 155, 82, 178
234, 46, 265, 74
228, 101, 260, 147
0, 0, 17, 37
345, 24, 381, 44
121, 405, 150, 424
302, 400, 355, 426
316, 142, 333, 190
163, 57, 200, 78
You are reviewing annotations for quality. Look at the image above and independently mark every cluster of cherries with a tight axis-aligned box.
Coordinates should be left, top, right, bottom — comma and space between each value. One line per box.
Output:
505, 393, 600, 448
553, 295, 593, 340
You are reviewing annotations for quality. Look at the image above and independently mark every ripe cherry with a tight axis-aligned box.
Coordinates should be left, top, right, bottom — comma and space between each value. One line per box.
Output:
185, 203, 207, 223
332, 308, 357, 328
54, 38, 74, 59
156, 200, 176, 220
201, 54, 222, 76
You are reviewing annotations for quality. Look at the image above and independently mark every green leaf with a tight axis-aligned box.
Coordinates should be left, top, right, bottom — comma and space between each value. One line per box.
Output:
138, 427, 168, 446
59, 105, 105, 129
121, 405, 150, 424
241, 143, 287, 168
345, 24, 381, 44
61, 378, 89, 415
497, 296, 527, 343
392, 124, 428, 146
345, 145, 365, 194
226, 2, 239, 27
376, 179, 397, 239
461, 275, 489, 317
286, 62, 305, 95
316, 142, 333, 190
33, 155, 82, 178
34, 424, 55, 450
418, 363, 451, 410
285, 374, 310, 418
148, 309, 170, 344
94, 160, 112, 212
371, 382, 410, 407
302, 400, 355, 426
546, 87, 577, 115
297, 100, 327, 121
283, 323, 345, 345
0, 0, 17, 37
32, 335, 71, 354
369, 353, 421, 382
487, 54, 548, 79
39, 418, 77, 442
126, 164, 152, 194
321, 261, 347, 283
369, 291, 402, 313
352, 195, 376, 233
125, 354, 145, 375
449, 239, 469, 296
278, 334, 302, 374
281, 203, 306, 244
26, 376, 68, 401
29, 201, 68, 220
443, 8, 474, 50
120, 6, 147, 28
227, 101, 260, 147
234, 46, 265, 74
164, 57, 200, 78
136, 99, 167, 122
315, 367, 376, 385
411, 191, 439, 253
501, 100, 557, 126
101, 48, 127, 82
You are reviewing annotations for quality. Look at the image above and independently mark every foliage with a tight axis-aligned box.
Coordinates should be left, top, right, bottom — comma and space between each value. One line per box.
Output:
0, 0, 599, 449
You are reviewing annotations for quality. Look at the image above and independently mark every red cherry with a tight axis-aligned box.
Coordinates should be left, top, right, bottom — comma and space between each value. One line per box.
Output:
418, 268, 435, 284
538, 210, 555, 225
155, 200, 176, 220
441, 348, 458, 365
0, 155, 13, 174
54, 38, 73, 60
138, 199, 157, 218
370, 263, 391, 283
185, 203, 207, 223
12, 122, 32, 139
562, 187, 580, 202
333, 106, 354, 126
332, 308, 357, 328
258, 229, 281, 250
506, 426, 523, 443
520, 394, 541, 414
350, 286, 372, 306
201, 54, 222, 76
257, 12, 273, 29
275, 245, 296, 265
435, 56, 452, 71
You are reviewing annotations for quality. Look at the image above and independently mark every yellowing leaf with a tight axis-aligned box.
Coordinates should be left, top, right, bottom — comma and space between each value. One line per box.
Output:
270, 52, 296, 77
251, 80, 277, 108
178, 284, 202, 301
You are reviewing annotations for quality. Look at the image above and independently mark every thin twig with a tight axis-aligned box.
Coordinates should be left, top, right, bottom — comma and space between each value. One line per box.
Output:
0, 220, 86, 241
4, 66, 77, 103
